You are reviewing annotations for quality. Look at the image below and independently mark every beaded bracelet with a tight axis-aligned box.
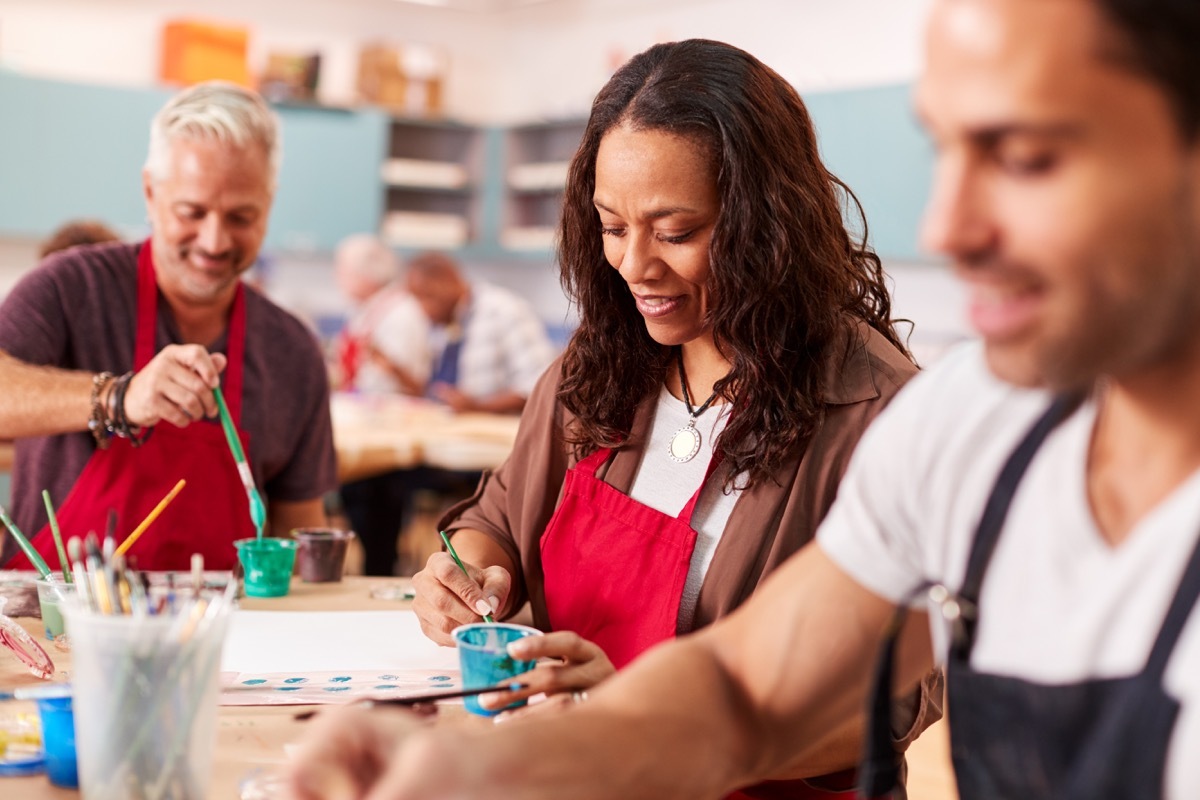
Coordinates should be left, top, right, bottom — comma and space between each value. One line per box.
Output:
88, 371, 153, 448
110, 371, 153, 448
87, 371, 116, 449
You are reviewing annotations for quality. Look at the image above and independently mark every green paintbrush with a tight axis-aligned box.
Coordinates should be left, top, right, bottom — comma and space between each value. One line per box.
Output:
41, 490, 71, 583
440, 530, 494, 623
213, 386, 266, 540
0, 504, 51, 579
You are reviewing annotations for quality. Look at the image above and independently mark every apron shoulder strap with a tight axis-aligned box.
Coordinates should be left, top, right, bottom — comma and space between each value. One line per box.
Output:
953, 392, 1085, 659
859, 392, 1083, 798
1144, 523, 1200, 678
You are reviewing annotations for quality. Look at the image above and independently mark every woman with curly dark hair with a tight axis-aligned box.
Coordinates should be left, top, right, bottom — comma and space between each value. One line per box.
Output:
412, 39, 940, 796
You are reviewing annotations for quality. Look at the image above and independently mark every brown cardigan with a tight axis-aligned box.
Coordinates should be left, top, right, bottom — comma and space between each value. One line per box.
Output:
442, 321, 943, 752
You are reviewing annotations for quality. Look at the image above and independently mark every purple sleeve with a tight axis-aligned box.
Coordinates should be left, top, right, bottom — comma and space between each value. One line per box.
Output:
0, 259, 72, 364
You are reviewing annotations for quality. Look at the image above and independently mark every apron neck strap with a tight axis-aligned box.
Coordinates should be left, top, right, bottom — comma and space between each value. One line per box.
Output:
676, 450, 724, 522
952, 392, 1085, 659
1145, 512, 1200, 678
135, 240, 248, 423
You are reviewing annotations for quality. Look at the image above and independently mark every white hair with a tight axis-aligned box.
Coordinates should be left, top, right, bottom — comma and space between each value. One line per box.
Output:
144, 81, 282, 188
335, 234, 401, 288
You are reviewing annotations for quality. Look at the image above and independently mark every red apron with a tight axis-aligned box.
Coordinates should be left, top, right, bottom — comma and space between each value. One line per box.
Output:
8, 242, 255, 571
540, 446, 866, 800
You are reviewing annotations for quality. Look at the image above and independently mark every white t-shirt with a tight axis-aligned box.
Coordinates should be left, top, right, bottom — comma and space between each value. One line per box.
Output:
626, 385, 739, 632
350, 290, 430, 396
818, 343, 1200, 799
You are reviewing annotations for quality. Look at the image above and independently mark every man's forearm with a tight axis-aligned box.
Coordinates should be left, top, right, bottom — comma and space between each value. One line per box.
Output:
0, 351, 94, 438
423, 634, 766, 800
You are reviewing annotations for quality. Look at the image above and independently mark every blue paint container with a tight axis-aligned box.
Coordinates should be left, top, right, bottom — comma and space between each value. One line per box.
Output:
452, 623, 541, 716
36, 695, 78, 788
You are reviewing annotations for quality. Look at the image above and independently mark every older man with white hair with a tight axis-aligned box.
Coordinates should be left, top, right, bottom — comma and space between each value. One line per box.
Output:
331, 233, 428, 397
0, 81, 336, 571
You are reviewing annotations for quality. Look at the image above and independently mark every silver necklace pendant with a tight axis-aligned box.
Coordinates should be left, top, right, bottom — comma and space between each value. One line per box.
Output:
669, 418, 702, 463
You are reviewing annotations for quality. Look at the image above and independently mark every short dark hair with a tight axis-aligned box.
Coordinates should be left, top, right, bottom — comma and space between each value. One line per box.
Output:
1096, 0, 1200, 137
39, 220, 120, 259
557, 39, 910, 488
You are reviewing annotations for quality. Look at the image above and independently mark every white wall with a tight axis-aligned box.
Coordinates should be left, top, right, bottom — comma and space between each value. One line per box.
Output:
492, 0, 935, 121
0, 0, 934, 121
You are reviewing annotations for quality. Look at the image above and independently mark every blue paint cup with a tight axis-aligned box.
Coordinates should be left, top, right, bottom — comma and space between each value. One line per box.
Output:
235, 538, 298, 598
452, 623, 541, 716
36, 696, 78, 789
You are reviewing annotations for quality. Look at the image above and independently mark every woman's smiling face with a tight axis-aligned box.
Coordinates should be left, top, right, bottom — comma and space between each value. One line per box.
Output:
593, 123, 721, 347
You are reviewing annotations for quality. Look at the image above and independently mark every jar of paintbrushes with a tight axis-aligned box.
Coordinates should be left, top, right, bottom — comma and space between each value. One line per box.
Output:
61, 575, 235, 799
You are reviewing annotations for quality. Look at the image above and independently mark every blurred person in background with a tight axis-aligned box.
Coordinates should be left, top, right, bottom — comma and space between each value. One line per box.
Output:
39, 219, 120, 259
404, 251, 555, 415
331, 233, 428, 396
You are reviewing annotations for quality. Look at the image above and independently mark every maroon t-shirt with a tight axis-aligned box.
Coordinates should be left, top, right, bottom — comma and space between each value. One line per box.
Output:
0, 241, 337, 563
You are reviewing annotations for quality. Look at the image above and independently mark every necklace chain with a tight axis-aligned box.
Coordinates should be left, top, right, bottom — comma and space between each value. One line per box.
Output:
677, 349, 720, 419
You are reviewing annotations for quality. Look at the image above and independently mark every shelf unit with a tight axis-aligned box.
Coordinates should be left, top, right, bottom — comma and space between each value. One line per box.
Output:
379, 117, 483, 250
0, 71, 934, 262
500, 118, 587, 252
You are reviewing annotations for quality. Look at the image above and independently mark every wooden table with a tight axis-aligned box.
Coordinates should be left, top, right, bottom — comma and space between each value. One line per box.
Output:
1, 576, 420, 799
1, 576, 959, 799
331, 394, 520, 483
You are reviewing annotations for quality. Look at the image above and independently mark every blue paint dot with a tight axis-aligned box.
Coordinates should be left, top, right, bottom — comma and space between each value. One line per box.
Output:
428, 675, 452, 682
374, 684, 399, 690
329, 676, 352, 683
276, 686, 303, 692
323, 686, 351, 692
283, 677, 308, 684
241, 679, 268, 685
377, 674, 399, 681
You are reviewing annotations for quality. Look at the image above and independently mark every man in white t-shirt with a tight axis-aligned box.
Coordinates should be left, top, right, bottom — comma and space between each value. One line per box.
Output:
404, 250, 556, 414
284, 1, 1200, 797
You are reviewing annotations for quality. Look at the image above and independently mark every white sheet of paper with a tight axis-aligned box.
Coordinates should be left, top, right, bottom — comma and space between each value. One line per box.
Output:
220, 610, 459, 673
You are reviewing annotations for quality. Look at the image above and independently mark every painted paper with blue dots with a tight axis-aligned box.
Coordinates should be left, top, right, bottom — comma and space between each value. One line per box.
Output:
219, 670, 461, 706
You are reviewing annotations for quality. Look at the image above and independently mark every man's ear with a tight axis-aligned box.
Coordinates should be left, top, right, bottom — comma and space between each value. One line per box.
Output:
142, 169, 155, 206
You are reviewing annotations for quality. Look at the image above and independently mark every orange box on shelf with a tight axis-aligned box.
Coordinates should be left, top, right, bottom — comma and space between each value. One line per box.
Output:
160, 20, 251, 87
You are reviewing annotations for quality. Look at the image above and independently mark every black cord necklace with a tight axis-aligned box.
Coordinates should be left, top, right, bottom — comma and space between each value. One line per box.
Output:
668, 349, 721, 463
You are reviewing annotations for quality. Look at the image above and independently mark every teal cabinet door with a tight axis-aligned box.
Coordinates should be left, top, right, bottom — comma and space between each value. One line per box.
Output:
268, 105, 388, 251
805, 83, 934, 261
0, 71, 172, 238
0, 71, 387, 252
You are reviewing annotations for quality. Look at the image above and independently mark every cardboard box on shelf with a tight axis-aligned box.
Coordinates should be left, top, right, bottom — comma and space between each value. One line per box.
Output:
259, 52, 321, 104
356, 44, 445, 117
160, 19, 251, 87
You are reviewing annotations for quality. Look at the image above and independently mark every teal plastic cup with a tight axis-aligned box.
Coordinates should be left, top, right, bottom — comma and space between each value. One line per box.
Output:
234, 538, 297, 598
36, 578, 76, 641
36, 695, 78, 789
452, 623, 541, 716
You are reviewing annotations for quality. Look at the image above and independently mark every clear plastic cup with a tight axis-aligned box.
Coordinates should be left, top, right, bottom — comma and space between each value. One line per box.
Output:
293, 528, 355, 583
35, 578, 76, 641
452, 623, 542, 716
234, 538, 298, 598
62, 588, 234, 800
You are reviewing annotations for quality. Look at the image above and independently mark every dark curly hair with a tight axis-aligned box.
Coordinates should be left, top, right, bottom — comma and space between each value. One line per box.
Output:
557, 39, 911, 488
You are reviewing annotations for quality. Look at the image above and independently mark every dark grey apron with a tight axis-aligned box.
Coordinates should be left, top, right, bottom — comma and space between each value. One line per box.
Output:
861, 394, 1200, 798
